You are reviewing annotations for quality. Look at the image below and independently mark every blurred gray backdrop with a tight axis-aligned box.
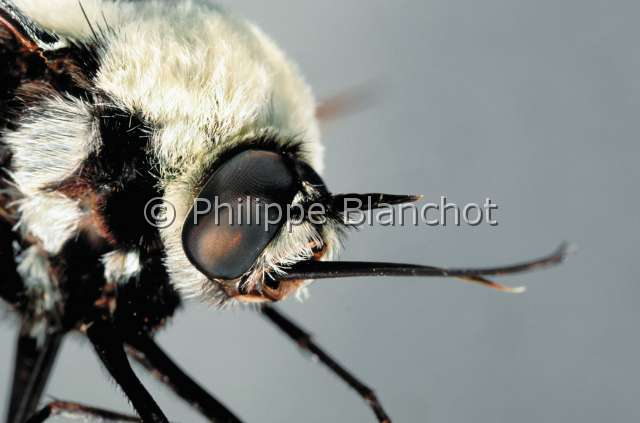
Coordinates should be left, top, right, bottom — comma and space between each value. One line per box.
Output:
2, 0, 639, 422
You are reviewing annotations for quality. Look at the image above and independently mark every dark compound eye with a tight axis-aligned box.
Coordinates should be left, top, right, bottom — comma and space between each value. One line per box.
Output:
181, 150, 299, 280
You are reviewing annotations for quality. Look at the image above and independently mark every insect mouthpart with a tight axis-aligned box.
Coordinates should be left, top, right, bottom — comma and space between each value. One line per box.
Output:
217, 242, 328, 304
275, 242, 571, 293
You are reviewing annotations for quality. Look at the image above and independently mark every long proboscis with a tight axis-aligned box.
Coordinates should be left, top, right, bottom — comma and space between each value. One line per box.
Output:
277, 243, 571, 293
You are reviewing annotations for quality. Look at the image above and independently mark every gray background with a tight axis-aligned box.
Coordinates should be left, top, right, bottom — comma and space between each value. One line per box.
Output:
2, 0, 639, 422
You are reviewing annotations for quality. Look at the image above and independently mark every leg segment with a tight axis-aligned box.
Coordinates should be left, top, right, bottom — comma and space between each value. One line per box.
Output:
0, 220, 23, 305
126, 335, 243, 423
261, 305, 391, 423
26, 401, 140, 423
6, 325, 63, 423
86, 320, 169, 423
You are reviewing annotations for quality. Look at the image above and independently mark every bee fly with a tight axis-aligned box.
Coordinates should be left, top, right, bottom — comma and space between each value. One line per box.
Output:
0, 1, 568, 422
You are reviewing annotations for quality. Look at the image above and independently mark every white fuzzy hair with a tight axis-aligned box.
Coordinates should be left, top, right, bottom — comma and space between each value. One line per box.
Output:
15, 193, 85, 253
3, 95, 94, 196
4, 96, 93, 254
102, 249, 142, 285
14, 0, 323, 170
9, 0, 330, 302
15, 244, 60, 343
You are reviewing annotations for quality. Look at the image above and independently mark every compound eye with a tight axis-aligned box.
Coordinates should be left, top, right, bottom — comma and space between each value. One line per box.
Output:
181, 150, 298, 280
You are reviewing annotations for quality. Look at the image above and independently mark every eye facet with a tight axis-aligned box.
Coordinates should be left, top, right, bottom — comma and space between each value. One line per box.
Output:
182, 149, 299, 280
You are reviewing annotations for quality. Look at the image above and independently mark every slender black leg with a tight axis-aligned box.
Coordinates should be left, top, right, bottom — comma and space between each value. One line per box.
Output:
25, 401, 140, 423
261, 305, 391, 423
6, 325, 64, 423
86, 319, 169, 423
125, 335, 243, 423
0, 220, 23, 305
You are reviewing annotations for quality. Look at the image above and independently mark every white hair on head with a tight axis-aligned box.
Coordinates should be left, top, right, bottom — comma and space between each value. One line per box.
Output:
92, 1, 325, 301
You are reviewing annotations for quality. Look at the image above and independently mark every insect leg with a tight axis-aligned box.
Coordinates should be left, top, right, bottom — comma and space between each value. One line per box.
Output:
125, 335, 243, 423
6, 326, 64, 423
86, 319, 169, 423
25, 400, 140, 423
0, 220, 23, 305
261, 305, 392, 423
